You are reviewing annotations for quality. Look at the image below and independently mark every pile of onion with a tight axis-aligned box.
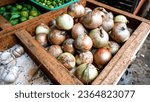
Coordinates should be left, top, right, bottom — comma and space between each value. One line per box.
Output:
34, 3, 131, 84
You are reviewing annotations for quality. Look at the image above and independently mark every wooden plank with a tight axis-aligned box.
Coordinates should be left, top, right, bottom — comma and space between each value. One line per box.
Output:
0, 0, 17, 7
0, 15, 12, 29
92, 22, 150, 85
87, 0, 150, 24
15, 30, 83, 85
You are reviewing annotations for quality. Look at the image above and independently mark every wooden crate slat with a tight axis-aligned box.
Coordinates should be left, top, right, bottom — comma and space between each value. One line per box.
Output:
15, 30, 83, 85
92, 22, 150, 85
0, 15, 12, 30
0, 0, 17, 7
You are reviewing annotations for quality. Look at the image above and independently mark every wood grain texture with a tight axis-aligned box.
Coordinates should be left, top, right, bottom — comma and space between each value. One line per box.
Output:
92, 22, 150, 85
0, 15, 12, 30
0, 0, 17, 7
15, 30, 83, 85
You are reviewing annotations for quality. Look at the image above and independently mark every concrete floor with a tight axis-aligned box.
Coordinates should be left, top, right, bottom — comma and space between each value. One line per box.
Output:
118, 34, 150, 85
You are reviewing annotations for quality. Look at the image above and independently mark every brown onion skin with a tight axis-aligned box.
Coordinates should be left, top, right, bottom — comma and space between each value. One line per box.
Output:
57, 52, 76, 70
62, 38, 75, 54
47, 45, 63, 58
35, 33, 48, 47
74, 35, 93, 52
48, 28, 67, 45
76, 51, 93, 65
71, 23, 87, 39
110, 22, 130, 43
94, 48, 112, 67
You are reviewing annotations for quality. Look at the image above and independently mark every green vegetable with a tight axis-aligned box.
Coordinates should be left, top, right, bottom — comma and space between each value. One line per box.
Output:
30, 10, 39, 17
22, 7, 28, 11
6, 5, 12, 10
20, 17, 27, 22
20, 11, 29, 18
2, 12, 10, 20
10, 7, 17, 12
16, 4, 23, 10
29, 16, 34, 19
10, 14, 20, 20
10, 19, 19, 25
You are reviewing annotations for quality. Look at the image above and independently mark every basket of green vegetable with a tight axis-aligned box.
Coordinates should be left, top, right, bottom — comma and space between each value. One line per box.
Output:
29, 0, 79, 11
0, 2, 41, 26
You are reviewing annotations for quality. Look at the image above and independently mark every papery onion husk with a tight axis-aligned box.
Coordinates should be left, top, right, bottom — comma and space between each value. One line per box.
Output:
35, 23, 50, 35
114, 15, 128, 24
67, 3, 85, 18
84, 7, 92, 15
48, 28, 67, 45
102, 12, 114, 32
56, 14, 74, 30
110, 22, 130, 43
35, 33, 48, 47
107, 41, 120, 55
58, 52, 76, 70
71, 23, 87, 39
76, 51, 93, 65
62, 38, 75, 54
74, 35, 93, 52
94, 48, 112, 68
47, 45, 63, 58
75, 63, 98, 84
89, 27, 109, 48
81, 9, 103, 29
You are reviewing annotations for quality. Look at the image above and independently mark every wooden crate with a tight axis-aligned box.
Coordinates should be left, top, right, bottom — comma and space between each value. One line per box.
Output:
0, 0, 150, 85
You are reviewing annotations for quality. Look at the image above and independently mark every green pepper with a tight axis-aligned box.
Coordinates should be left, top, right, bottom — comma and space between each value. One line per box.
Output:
10, 19, 19, 25
16, 4, 23, 10
20, 16, 27, 22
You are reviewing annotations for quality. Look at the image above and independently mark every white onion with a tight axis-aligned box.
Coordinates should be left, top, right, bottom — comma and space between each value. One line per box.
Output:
114, 15, 128, 24
110, 22, 130, 43
75, 63, 98, 84
71, 23, 87, 39
35, 33, 48, 47
107, 41, 120, 55
35, 23, 50, 35
56, 14, 74, 30
84, 7, 92, 14
89, 27, 109, 48
12, 45, 25, 58
67, 3, 85, 18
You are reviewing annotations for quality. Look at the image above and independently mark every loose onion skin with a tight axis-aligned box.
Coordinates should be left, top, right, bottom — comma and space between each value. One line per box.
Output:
62, 38, 75, 54
94, 48, 112, 68
67, 3, 85, 18
102, 12, 114, 32
71, 23, 87, 39
74, 35, 93, 52
110, 23, 130, 43
35, 23, 50, 35
81, 9, 103, 29
35, 33, 48, 47
75, 63, 98, 84
89, 27, 109, 48
56, 14, 74, 30
76, 51, 93, 65
47, 45, 63, 58
107, 41, 120, 55
58, 52, 76, 70
48, 28, 67, 45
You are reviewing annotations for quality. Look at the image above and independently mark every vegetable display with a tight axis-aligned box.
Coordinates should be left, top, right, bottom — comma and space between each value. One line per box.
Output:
0, 2, 41, 25
34, 3, 131, 84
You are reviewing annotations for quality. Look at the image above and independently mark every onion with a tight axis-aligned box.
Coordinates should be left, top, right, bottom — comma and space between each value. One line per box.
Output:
94, 7, 108, 21
35, 23, 50, 35
81, 9, 103, 29
102, 12, 114, 32
74, 35, 93, 52
12, 45, 25, 58
67, 3, 85, 18
75, 63, 98, 84
62, 38, 75, 54
114, 15, 128, 24
110, 22, 130, 43
107, 41, 120, 55
71, 23, 87, 39
76, 51, 93, 65
47, 45, 63, 58
35, 33, 48, 47
84, 7, 92, 14
89, 27, 109, 48
56, 14, 74, 30
58, 52, 76, 70
48, 28, 67, 45
94, 48, 112, 68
